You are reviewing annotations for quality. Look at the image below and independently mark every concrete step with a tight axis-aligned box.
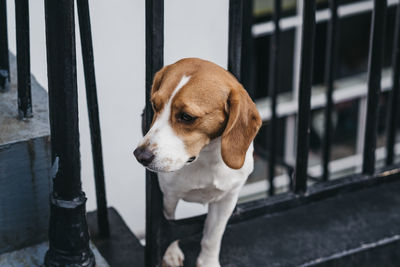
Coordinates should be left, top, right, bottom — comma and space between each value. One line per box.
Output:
179, 180, 400, 267
88, 180, 400, 267
0, 52, 51, 254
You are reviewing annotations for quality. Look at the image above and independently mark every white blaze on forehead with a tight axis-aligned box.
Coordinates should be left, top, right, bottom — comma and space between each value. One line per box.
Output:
156, 75, 190, 126
170, 75, 191, 103
141, 75, 191, 172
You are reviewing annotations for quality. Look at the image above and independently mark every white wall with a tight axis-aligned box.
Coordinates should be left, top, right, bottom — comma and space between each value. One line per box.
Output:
6, 0, 229, 237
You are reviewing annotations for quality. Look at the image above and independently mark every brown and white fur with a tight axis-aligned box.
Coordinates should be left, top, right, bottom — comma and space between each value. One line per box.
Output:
134, 58, 262, 267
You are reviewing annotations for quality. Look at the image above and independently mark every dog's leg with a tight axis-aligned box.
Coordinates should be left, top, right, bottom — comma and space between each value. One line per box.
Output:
162, 195, 184, 267
163, 194, 179, 220
197, 192, 238, 267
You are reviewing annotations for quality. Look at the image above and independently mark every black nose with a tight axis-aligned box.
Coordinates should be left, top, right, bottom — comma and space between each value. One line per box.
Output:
134, 146, 155, 166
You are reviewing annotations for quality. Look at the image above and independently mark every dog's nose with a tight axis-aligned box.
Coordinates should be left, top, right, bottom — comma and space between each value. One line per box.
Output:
134, 146, 155, 166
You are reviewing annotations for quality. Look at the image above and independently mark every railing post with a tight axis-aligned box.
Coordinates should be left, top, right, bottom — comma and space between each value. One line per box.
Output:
386, 2, 400, 166
15, 0, 32, 118
145, 0, 166, 266
44, 0, 95, 266
294, 0, 316, 194
322, 0, 339, 181
77, 0, 110, 238
228, 0, 243, 80
0, 0, 10, 91
362, 0, 387, 175
240, 0, 254, 98
267, 0, 282, 196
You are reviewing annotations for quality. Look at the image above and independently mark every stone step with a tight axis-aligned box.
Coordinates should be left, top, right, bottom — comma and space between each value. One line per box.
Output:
0, 52, 51, 254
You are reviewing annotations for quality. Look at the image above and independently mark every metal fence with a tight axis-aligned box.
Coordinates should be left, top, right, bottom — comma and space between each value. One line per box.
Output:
1, 0, 109, 265
1, 0, 400, 266
145, 0, 400, 266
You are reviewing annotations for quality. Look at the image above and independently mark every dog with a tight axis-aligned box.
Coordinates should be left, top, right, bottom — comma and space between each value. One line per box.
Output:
134, 58, 262, 267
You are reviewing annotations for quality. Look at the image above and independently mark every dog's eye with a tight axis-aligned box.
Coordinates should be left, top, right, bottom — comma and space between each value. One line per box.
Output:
178, 112, 197, 123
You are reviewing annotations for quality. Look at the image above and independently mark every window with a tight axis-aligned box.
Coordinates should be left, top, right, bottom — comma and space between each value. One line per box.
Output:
239, 0, 400, 202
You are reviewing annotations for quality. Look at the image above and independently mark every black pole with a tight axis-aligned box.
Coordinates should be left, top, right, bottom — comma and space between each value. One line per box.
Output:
322, 0, 339, 181
145, 0, 166, 266
0, 0, 10, 91
228, 0, 243, 80
15, 0, 32, 118
240, 0, 254, 98
267, 0, 281, 196
294, 0, 316, 194
44, 0, 95, 266
362, 0, 387, 175
77, 0, 110, 238
386, 3, 400, 166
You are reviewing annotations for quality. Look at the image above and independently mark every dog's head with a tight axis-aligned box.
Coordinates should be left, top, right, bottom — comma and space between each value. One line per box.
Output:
134, 58, 262, 172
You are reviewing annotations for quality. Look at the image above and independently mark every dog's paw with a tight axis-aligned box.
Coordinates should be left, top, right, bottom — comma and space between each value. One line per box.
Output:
196, 256, 221, 267
162, 240, 184, 267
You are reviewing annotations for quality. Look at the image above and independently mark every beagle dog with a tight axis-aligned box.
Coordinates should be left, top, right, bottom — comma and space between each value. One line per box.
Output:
134, 58, 261, 267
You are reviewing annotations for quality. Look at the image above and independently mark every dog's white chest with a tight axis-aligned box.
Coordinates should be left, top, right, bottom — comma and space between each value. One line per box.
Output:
158, 138, 254, 204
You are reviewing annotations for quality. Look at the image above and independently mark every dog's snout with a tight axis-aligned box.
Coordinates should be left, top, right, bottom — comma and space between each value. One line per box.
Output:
134, 146, 155, 166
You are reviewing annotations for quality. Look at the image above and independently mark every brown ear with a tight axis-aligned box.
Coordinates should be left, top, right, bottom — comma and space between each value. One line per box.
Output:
221, 85, 262, 169
151, 66, 168, 95
142, 67, 168, 134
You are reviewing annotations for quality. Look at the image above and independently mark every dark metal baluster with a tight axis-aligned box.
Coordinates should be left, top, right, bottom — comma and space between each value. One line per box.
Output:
0, 0, 9, 91
322, 0, 339, 181
77, 0, 110, 238
294, 0, 316, 194
44, 0, 95, 266
240, 0, 254, 98
15, 0, 32, 118
145, 0, 165, 266
228, 0, 243, 80
362, 0, 387, 175
386, 2, 400, 166
267, 0, 281, 196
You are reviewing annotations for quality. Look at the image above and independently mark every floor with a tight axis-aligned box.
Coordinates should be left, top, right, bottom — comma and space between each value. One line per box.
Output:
0, 242, 109, 267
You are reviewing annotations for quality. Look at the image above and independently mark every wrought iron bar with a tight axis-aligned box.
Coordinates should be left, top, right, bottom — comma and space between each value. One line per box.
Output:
15, 0, 32, 118
240, 0, 254, 98
362, 0, 387, 175
322, 0, 339, 181
0, 0, 9, 91
267, 0, 281, 196
145, 0, 166, 266
228, 0, 243, 80
44, 0, 95, 265
294, 0, 316, 194
77, 0, 110, 238
386, 2, 400, 166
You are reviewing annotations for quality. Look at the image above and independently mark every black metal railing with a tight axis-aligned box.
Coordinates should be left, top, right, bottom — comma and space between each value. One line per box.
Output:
144, 0, 400, 266
44, 0, 95, 265
267, 0, 282, 196
15, 0, 32, 118
145, 0, 165, 265
293, 0, 316, 194
322, 0, 339, 181
76, 0, 110, 239
2, 0, 400, 266
0, 0, 109, 265
43, 0, 110, 265
0, 0, 32, 117
363, 0, 387, 175
0, 0, 10, 91
387, 0, 400, 166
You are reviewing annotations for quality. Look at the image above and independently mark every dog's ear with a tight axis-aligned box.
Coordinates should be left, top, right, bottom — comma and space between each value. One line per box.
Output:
142, 67, 167, 135
221, 84, 262, 169
151, 66, 167, 96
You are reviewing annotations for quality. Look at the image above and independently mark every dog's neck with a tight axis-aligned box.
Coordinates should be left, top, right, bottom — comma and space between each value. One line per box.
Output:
194, 137, 224, 166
